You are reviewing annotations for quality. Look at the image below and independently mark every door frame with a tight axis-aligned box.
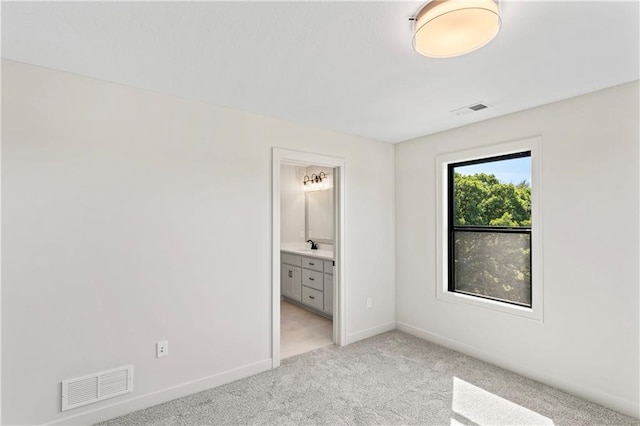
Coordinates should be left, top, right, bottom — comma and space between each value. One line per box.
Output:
272, 148, 346, 368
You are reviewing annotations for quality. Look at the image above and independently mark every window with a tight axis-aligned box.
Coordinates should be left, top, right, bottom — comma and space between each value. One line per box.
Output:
448, 152, 532, 307
436, 137, 542, 320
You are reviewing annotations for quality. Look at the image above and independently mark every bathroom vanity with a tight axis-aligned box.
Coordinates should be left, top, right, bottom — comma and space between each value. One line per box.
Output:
281, 249, 333, 318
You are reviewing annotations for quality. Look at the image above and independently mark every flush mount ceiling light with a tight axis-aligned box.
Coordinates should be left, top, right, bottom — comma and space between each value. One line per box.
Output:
412, 0, 501, 58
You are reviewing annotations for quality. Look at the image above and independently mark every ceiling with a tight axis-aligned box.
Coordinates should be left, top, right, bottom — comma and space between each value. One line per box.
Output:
2, 1, 639, 143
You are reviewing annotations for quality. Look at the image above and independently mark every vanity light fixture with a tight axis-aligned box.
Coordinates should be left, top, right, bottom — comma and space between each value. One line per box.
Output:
303, 171, 331, 192
412, 0, 501, 58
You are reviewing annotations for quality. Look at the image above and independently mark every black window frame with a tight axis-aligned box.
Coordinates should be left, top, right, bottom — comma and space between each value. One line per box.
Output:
447, 151, 533, 308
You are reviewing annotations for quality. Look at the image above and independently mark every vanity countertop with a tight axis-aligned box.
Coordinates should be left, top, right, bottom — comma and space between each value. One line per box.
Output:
281, 247, 334, 260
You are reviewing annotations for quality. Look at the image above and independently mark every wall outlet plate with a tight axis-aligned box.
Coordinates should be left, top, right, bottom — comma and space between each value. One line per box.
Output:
156, 341, 168, 358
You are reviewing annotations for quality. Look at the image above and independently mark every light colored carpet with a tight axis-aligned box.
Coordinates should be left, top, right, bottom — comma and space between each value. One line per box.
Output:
98, 331, 639, 425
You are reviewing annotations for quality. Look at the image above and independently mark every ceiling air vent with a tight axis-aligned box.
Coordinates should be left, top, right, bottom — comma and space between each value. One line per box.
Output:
61, 365, 133, 411
469, 103, 488, 111
452, 102, 491, 116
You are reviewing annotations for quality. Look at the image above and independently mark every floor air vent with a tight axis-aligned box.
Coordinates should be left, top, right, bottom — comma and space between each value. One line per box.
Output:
61, 365, 133, 411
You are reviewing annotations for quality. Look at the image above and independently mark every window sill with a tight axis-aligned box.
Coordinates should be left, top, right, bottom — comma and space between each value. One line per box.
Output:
437, 289, 543, 321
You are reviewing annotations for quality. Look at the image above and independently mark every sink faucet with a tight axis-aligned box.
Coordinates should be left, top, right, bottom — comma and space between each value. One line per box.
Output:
306, 239, 318, 250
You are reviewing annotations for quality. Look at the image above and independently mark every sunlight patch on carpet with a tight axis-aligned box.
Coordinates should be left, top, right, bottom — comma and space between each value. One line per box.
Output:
452, 376, 555, 425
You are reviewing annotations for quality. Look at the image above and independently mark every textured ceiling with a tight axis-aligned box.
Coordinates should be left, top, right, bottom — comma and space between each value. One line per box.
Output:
2, 1, 639, 143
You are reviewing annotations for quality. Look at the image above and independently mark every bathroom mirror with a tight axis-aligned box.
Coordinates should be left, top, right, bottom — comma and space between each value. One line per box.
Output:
306, 187, 334, 243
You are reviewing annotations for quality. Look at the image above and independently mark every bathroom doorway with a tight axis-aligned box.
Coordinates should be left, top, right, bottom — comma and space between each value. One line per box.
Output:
271, 149, 345, 368
280, 163, 334, 358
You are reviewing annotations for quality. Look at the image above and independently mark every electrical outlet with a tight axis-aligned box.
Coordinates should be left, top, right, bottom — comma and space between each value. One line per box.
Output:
367, 297, 373, 308
156, 341, 168, 358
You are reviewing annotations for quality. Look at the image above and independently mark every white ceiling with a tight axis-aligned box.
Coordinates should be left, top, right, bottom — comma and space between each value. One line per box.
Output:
2, 1, 639, 143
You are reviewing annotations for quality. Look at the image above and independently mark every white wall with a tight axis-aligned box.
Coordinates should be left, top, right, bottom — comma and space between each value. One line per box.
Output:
280, 164, 306, 243
1, 60, 396, 425
395, 81, 640, 417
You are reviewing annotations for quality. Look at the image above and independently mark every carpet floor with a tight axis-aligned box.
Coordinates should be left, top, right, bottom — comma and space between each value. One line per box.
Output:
98, 331, 639, 425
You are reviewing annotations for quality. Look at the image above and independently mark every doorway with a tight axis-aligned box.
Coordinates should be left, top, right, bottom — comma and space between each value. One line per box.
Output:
271, 148, 345, 368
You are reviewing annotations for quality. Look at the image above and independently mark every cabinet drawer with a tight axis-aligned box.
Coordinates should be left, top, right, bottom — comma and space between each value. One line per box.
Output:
282, 252, 302, 266
302, 286, 324, 311
302, 268, 323, 291
302, 256, 323, 272
324, 260, 334, 274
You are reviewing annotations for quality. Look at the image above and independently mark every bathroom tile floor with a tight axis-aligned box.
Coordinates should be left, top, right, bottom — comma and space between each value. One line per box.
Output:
281, 299, 333, 358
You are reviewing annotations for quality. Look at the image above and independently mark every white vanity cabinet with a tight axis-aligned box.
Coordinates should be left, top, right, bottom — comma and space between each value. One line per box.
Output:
281, 250, 333, 318
324, 260, 333, 315
281, 253, 302, 301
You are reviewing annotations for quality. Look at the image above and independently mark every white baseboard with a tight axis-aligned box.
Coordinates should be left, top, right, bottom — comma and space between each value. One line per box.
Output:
346, 321, 396, 345
44, 358, 273, 425
396, 321, 640, 420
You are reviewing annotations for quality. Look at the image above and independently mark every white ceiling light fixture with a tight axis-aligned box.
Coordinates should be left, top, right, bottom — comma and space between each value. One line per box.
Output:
413, 0, 501, 58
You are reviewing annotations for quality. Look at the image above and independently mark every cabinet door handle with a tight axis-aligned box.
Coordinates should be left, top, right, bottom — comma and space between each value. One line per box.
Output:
309, 295, 315, 299
309, 277, 315, 281
288, 270, 293, 278
309, 262, 315, 265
